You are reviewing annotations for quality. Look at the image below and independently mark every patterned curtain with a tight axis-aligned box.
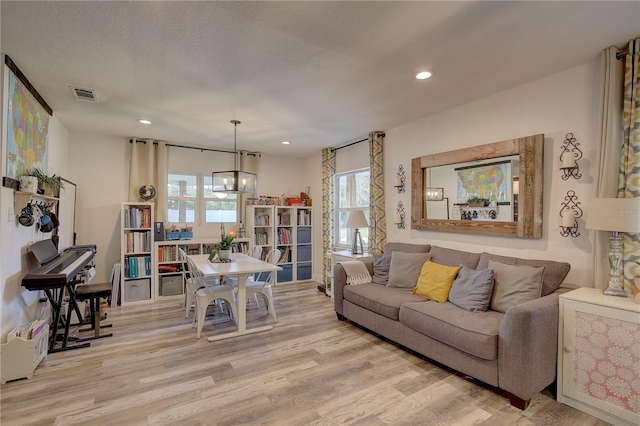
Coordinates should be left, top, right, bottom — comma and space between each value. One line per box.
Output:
618, 38, 640, 291
368, 131, 386, 255
322, 148, 336, 286
129, 139, 168, 223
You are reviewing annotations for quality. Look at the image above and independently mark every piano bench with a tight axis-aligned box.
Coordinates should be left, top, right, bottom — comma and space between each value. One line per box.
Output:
75, 282, 113, 340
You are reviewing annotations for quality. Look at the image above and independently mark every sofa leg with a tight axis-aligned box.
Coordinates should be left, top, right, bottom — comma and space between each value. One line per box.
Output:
507, 393, 530, 410
336, 313, 347, 321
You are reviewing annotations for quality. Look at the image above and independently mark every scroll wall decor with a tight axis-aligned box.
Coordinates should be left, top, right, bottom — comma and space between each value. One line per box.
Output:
559, 133, 582, 180
559, 190, 582, 237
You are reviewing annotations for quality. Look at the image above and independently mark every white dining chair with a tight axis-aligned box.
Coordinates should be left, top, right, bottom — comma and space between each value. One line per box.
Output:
243, 248, 280, 323
181, 250, 237, 339
180, 248, 220, 319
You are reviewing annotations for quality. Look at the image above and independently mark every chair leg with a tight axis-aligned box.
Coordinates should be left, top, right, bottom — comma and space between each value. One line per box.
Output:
196, 299, 207, 338
227, 298, 238, 324
263, 290, 277, 323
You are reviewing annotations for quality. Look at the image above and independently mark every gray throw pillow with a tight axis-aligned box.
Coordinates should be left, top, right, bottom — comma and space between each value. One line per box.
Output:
387, 251, 432, 289
372, 254, 392, 285
448, 265, 494, 312
489, 259, 545, 313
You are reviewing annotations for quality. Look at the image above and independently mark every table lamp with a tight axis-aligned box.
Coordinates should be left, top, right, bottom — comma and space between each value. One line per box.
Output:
347, 210, 368, 255
586, 197, 640, 297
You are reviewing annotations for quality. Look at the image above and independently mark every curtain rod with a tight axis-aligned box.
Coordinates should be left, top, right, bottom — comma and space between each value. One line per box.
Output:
130, 139, 259, 156
616, 48, 628, 60
331, 132, 385, 152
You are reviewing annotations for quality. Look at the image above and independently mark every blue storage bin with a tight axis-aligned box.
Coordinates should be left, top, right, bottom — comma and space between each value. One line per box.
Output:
297, 262, 312, 281
165, 231, 180, 241
179, 231, 193, 240
297, 244, 311, 262
277, 264, 292, 283
297, 227, 311, 244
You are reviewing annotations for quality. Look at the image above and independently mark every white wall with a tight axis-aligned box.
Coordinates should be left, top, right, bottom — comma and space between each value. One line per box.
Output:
1, 61, 71, 337
383, 61, 601, 287
67, 134, 130, 285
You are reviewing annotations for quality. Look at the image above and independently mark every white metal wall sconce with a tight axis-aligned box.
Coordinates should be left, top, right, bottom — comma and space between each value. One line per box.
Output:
559, 190, 582, 237
394, 201, 405, 229
559, 133, 582, 180
394, 165, 406, 194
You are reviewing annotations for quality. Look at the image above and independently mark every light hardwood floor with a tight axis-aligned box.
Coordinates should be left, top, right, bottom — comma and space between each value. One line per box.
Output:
1, 282, 608, 425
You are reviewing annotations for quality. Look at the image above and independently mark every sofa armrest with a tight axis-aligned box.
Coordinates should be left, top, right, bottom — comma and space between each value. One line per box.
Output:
333, 260, 374, 317
498, 291, 560, 401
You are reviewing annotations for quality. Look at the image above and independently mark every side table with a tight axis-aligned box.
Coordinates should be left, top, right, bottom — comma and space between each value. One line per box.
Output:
557, 287, 640, 426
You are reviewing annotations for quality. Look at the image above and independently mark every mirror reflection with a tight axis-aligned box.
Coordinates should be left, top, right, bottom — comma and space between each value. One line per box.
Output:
425, 156, 520, 222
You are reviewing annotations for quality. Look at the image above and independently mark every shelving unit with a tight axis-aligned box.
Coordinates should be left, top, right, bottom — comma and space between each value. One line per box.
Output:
295, 207, 313, 282
246, 205, 274, 260
13, 191, 58, 212
153, 237, 251, 300
246, 205, 313, 283
120, 202, 154, 305
275, 206, 294, 283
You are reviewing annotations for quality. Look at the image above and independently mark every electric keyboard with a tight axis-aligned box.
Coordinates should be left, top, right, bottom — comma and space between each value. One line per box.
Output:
22, 250, 94, 289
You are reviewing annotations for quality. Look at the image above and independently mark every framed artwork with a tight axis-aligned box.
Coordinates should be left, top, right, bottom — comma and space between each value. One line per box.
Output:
4, 55, 52, 179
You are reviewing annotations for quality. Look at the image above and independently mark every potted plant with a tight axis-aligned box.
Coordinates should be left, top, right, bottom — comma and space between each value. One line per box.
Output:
467, 196, 489, 207
210, 234, 234, 261
27, 168, 64, 197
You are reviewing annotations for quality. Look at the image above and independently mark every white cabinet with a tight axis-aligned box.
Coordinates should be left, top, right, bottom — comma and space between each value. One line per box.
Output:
246, 205, 314, 283
153, 238, 251, 300
120, 202, 154, 305
558, 287, 640, 426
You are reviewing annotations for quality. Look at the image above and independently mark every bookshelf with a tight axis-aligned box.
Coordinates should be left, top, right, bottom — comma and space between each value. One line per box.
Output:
120, 202, 154, 305
153, 237, 251, 300
246, 205, 313, 283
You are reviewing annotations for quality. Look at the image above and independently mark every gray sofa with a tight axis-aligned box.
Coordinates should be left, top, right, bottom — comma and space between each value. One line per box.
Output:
333, 242, 571, 410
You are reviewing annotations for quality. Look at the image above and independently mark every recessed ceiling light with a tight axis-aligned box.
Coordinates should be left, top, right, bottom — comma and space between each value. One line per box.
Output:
138, 119, 151, 125
415, 70, 434, 80
281, 141, 291, 145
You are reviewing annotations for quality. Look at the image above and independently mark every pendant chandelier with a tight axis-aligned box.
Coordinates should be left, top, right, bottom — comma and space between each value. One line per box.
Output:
212, 120, 257, 194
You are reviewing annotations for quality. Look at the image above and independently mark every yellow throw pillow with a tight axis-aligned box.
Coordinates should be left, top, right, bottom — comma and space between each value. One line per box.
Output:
412, 260, 461, 302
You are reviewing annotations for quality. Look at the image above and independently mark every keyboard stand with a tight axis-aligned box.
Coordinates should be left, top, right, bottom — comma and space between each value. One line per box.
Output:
44, 278, 90, 353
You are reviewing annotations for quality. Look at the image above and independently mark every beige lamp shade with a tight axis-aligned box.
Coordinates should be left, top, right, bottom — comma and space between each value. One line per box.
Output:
586, 198, 640, 233
346, 210, 369, 228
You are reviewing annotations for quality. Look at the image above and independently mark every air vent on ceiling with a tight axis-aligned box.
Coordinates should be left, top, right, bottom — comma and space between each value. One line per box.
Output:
69, 86, 98, 102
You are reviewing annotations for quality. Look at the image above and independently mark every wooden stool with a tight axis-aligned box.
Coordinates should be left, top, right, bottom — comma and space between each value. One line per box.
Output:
75, 282, 113, 340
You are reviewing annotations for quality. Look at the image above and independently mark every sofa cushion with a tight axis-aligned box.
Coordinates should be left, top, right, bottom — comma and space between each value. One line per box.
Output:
387, 251, 432, 289
412, 261, 461, 302
488, 259, 544, 313
371, 254, 392, 285
383, 242, 431, 256
429, 246, 481, 269
448, 265, 495, 312
400, 301, 504, 360
344, 284, 425, 320
477, 252, 570, 296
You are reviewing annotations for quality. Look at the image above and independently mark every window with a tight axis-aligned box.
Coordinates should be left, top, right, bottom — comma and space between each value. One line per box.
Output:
335, 168, 370, 248
168, 173, 237, 224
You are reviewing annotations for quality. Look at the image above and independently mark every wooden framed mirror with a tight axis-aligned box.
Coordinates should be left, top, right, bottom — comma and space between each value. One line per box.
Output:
411, 134, 543, 238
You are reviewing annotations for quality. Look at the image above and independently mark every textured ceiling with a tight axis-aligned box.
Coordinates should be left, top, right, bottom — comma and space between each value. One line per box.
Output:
1, 1, 638, 157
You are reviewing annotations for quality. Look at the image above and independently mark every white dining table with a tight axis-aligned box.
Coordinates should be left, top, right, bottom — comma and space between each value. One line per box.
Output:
187, 253, 281, 342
